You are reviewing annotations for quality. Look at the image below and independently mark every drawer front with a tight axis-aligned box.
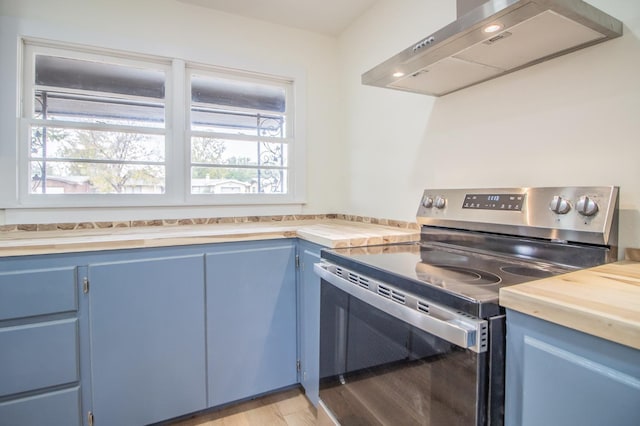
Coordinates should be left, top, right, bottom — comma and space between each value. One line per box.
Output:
0, 386, 81, 426
0, 319, 79, 396
0, 267, 77, 320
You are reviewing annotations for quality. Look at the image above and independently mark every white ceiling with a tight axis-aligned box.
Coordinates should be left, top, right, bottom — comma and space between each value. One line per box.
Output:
177, 0, 378, 36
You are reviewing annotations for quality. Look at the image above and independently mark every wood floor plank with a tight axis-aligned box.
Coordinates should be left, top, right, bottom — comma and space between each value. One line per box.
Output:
276, 393, 314, 416
283, 410, 317, 426
244, 404, 288, 426
170, 387, 316, 426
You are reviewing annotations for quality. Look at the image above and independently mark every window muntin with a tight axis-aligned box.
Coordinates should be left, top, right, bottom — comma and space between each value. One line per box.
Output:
25, 47, 168, 195
188, 70, 292, 196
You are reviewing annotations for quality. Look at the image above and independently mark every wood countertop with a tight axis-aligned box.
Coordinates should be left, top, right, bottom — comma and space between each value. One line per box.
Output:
500, 261, 640, 350
0, 219, 420, 257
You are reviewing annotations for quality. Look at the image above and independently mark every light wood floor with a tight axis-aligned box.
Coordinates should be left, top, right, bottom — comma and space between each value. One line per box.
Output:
169, 387, 317, 426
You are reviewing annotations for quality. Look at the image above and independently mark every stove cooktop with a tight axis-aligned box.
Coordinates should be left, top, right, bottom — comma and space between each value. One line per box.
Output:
325, 241, 573, 305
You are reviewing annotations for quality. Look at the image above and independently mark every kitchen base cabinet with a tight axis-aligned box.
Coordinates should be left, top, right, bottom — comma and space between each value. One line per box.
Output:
206, 240, 298, 408
0, 238, 324, 424
88, 254, 207, 426
505, 310, 640, 426
296, 240, 322, 407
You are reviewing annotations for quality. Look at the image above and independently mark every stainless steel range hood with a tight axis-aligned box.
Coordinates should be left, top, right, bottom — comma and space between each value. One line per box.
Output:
362, 0, 622, 96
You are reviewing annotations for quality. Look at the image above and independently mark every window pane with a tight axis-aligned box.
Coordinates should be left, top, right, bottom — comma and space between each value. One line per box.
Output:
188, 69, 291, 197
30, 126, 165, 162
28, 52, 167, 198
35, 55, 165, 98
191, 167, 286, 194
34, 55, 165, 126
30, 161, 165, 194
191, 138, 286, 167
34, 91, 164, 127
191, 74, 285, 112
191, 108, 285, 137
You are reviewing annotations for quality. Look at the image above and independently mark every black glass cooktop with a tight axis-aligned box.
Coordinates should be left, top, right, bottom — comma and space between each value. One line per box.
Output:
327, 242, 570, 302
320, 229, 612, 318
334, 234, 616, 318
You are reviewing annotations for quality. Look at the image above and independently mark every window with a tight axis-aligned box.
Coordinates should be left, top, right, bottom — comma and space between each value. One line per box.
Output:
23, 43, 169, 197
20, 40, 302, 206
188, 69, 292, 196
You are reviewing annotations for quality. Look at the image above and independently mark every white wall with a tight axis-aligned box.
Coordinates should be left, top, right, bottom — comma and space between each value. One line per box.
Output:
1, 0, 638, 254
0, 0, 345, 223
339, 0, 640, 254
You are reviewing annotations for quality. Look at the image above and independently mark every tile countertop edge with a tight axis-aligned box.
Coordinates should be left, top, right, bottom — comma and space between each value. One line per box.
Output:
499, 261, 640, 351
0, 219, 421, 257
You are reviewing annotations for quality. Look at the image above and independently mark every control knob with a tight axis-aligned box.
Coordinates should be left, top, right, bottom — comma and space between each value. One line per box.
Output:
422, 196, 434, 208
576, 196, 599, 217
434, 196, 446, 209
549, 195, 571, 214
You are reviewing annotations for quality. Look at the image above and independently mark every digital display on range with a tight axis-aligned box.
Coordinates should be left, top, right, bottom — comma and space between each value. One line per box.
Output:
462, 194, 524, 211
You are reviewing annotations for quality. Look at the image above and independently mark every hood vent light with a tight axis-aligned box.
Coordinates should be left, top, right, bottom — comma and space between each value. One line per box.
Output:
483, 23, 503, 33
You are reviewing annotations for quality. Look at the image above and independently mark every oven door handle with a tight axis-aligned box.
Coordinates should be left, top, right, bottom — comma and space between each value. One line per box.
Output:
314, 262, 487, 353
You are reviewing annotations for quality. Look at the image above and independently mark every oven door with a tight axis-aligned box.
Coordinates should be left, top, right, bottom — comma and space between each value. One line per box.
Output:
315, 262, 494, 426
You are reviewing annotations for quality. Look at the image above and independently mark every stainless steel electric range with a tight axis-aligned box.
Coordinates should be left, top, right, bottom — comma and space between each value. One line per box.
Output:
314, 186, 619, 426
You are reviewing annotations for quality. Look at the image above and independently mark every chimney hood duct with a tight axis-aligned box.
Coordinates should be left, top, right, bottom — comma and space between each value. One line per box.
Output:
362, 0, 622, 96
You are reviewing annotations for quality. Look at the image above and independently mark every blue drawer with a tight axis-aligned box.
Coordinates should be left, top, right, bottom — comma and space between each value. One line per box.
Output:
0, 267, 77, 321
0, 386, 81, 426
0, 319, 79, 396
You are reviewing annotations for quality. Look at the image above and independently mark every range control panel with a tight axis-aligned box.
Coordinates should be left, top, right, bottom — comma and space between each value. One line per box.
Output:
416, 186, 619, 246
462, 193, 524, 211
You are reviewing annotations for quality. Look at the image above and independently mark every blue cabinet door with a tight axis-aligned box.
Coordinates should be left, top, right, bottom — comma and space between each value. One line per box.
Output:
88, 254, 207, 426
206, 241, 298, 407
297, 240, 322, 407
505, 310, 640, 426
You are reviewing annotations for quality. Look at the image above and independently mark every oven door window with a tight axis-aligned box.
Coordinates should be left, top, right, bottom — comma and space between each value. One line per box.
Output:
319, 281, 487, 426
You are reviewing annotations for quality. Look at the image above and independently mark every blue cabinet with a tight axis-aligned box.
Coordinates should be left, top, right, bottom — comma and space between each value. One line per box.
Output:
88, 254, 207, 425
296, 240, 322, 407
0, 237, 318, 424
206, 240, 298, 407
505, 310, 640, 426
0, 263, 81, 426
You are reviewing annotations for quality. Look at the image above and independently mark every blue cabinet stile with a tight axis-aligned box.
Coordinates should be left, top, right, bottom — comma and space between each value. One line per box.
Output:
296, 240, 322, 407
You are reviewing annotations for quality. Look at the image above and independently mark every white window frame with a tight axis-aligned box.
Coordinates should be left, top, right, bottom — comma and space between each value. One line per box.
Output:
17, 38, 306, 208
185, 64, 296, 205
19, 40, 175, 207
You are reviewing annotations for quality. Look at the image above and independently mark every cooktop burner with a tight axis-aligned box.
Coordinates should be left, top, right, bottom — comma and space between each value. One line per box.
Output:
415, 264, 502, 286
500, 265, 556, 278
